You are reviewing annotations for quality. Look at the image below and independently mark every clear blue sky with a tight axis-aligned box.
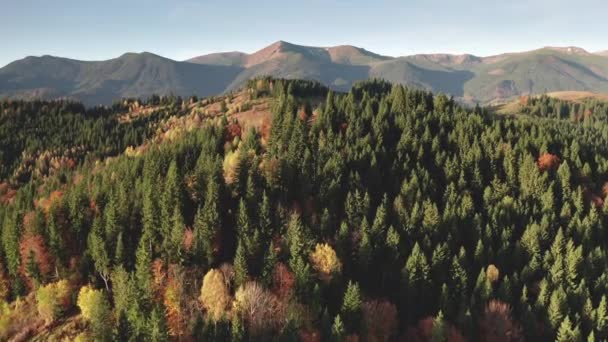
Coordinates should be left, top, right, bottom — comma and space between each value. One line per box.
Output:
2, 0, 607, 67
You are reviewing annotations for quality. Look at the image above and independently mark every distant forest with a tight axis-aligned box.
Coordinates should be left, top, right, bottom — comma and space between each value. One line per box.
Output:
1, 78, 608, 341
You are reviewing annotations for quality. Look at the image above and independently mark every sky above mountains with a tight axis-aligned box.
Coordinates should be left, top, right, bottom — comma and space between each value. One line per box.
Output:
2, 0, 607, 67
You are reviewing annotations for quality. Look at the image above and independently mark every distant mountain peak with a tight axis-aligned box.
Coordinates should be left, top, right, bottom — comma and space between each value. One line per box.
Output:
413, 53, 482, 66
542, 46, 590, 55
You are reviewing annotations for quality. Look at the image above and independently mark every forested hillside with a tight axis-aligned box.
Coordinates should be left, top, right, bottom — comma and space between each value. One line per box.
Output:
1, 78, 608, 341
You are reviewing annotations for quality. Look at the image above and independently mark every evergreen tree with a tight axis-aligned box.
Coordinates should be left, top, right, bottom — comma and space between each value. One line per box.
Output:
341, 281, 362, 332
88, 216, 111, 290
234, 241, 248, 287
556, 316, 582, 342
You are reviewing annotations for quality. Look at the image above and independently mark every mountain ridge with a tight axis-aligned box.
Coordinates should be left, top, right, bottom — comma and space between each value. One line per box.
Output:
2, 41, 608, 105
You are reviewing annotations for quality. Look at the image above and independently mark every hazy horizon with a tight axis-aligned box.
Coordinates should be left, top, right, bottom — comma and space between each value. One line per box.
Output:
2, 0, 607, 67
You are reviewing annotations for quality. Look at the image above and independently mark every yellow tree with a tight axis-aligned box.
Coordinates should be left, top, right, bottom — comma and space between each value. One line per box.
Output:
36, 279, 71, 324
77, 285, 112, 340
310, 243, 342, 282
199, 269, 230, 321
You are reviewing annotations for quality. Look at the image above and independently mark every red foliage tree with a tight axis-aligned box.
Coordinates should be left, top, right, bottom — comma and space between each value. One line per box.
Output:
362, 299, 398, 342
19, 233, 54, 287
225, 121, 242, 141
272, 262, 295, 299
479, 300, 523, 342
404, 316, 466, 342
300, 329, 322, 342
182, 228, 194, 252
537, 153, 560, 172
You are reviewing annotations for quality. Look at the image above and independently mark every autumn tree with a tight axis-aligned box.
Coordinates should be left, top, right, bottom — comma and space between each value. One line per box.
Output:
310, 243, 342, 282
233, 281, 282, 336
78, 285, 112, 340
36, 279, 71, 324
200, 269, 230, 322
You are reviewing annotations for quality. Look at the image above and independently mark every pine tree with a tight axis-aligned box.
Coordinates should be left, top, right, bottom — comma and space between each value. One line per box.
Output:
341, 281, 362, 332
149, 305, 169, 341
403, 242, 430, 305
167, 205, 184, 263
556, 316, 582, 342
432, 310, 447, 342
259, 192, 273, 239
135, 235, 153, 302
142, 177, 158, 245
88, 216, 111, 290
161, 160, 181, 238
261, 241, 277, 287
115, 232, 125, 266
104, 192, 120, 250
234, 241, 248, 287
193, 177, 222, 266
332, 314, 345, 341
371, 194, 388, 238
236, 199, 251, 242
2, 210, 20, 278
46, 207, 64, 267
548, 287, 568, 330
231, 315, 245, 342
596, 295, 608, 340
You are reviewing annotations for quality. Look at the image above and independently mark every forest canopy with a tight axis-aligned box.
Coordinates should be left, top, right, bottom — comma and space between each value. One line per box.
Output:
1, 78, 608, 341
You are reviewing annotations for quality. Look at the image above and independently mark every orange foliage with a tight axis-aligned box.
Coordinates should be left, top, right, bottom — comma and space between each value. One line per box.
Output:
298, 109, 309, 122
272, 263, 295, 299
260, 117, 272, 144
182, 228, 194, 252
22, 211, 38, 235
602, 182, 608, 198
152, 259, 167, 298
0, 182, 9, 194
300, 329, 322, 342
537, 153, 560, 172
519, 95, 530, 106
583, 187, 605, 208
590, 194, 604, 208
479, 300, 523, 342
89, 200, 100, 215
0, 188, 17, 204
164, 277, 186, 337
226, 121, 242, 141
37, 191, 63, 213
19, 233, 54, 286
340, 122, 349, 134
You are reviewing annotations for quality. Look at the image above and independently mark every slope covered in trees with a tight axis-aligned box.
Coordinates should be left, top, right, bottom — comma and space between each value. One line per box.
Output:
1, 78, 608, 340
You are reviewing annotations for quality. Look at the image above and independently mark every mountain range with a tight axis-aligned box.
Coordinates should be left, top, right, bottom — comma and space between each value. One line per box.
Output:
1, 41, 608, 105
